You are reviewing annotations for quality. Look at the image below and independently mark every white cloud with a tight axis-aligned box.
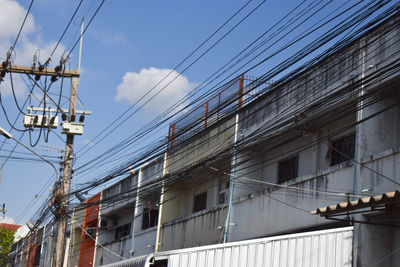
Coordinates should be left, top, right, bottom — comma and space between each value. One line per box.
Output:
116, 67, 191, 114
0, 0, 35, 42
0, 215, 15, 224
0, 0, 66, 98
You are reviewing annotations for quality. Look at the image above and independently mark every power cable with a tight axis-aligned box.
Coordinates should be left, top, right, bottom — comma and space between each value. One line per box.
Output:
9, 0, 35, 56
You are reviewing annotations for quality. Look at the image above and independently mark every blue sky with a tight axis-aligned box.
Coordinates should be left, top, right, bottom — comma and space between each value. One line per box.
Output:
0, 0, 395, 225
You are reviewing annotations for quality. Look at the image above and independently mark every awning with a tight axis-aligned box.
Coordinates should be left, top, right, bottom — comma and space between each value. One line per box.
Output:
99, 254, 151, 267
311, 191, 400, 217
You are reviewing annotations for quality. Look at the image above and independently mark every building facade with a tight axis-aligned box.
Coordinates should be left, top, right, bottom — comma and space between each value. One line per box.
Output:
8, 11, 400, 267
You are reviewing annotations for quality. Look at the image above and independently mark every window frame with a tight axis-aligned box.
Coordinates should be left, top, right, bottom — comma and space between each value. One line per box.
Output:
277, 154, 299, 184
329, 133, 355, 166
114, 222, 131, 240
193, 191, 207, 213
141, 207, 159, 230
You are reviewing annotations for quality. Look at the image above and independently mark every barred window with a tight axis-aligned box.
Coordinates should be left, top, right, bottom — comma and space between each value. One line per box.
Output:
278, 155, 299, 183
115, 223, 131, 240
330, 133, 355, 166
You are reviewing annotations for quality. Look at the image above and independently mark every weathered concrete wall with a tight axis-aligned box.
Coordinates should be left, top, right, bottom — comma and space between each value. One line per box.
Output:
132, 228, 157, 256
95, 237, 131, 266
167, 118, 235, 174
91, 14, 400, 265
240, 14, 400, 144
95, 159, 164, 265
234, 114, 355, 198
230, 164, 354, 242
141, 158, 164, 183
162, 185, 184, 224
160, 206, 227, 251
162, 168, 227, 223
95, 208, 133, 266
101, 174, 138, 215
358, 96, 400, 160
354, 212, 400, 267
358, 149, 400, 195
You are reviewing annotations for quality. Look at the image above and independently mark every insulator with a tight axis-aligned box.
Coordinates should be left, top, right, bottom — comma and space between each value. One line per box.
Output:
0, 71, 6, 78
79, 114, 85, 123
62, 113, 67, 121
55, 64, 62, 72
51, 75, 58, 82
33, 115, 39, 123
70, 115, 76, 122
35, 74, 41, 81
38, 65, 44, 71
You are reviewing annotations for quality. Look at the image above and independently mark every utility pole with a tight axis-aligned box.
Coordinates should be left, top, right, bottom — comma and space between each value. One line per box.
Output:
0, 62, 81, 267
0, 20, 86, 267
55, 18, 84, 267
54, 76, 78, 267
0, 56, 83, 267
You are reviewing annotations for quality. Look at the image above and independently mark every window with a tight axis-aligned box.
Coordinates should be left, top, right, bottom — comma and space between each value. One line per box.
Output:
193, 192, 207, 213
278, 155, 299, 183
330, 133, 355, 166
115, 223, 131, 240
142, 208, 159, 230
218, 181, 229, 205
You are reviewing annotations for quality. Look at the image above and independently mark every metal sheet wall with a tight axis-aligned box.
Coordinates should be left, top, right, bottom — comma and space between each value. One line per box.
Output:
161, 227, 353, 267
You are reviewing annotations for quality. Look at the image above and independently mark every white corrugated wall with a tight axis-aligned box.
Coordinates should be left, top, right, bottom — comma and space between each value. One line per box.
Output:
162, 227, 353, 267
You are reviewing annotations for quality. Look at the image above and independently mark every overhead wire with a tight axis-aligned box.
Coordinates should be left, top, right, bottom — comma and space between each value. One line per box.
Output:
9, 0, 35, 56
73, 0, 337, 173
72, 0, 390, 182
69, 8, 400, 211
76, 0, 265, 157
24, 0, 400, 234
74, 0, 372, 175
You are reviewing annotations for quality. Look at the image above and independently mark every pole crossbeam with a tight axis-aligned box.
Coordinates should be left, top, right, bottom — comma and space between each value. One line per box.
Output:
0, 65, 80, 78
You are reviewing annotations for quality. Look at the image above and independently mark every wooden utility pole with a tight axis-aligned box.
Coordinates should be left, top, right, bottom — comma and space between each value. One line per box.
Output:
54, 76, 78, 267
0, 61, 81, 267
55, 18, 85, 267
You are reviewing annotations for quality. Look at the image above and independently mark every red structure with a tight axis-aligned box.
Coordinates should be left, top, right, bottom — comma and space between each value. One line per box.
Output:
27, 228, 43, 267
0, 223, 21, 231
78, 193, 101, 267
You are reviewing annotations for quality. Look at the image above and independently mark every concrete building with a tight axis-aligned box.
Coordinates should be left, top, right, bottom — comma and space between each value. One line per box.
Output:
9, 10, 400, 267
94, 158, 164, 266
84, 12, 400, 266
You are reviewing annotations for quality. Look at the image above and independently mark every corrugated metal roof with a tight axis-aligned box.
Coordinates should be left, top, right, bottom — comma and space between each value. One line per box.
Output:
99, 254, 151, 267
311, 191, 400, 216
